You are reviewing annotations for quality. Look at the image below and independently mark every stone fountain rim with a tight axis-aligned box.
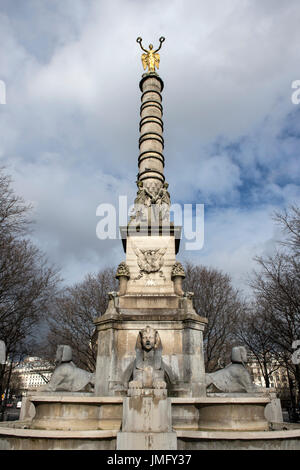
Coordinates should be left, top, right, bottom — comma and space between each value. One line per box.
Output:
176, 429, 300, 440
0, 426, 118, 439
171, 397, 270, 404
29, 395, 123, 404
0, 426, 299, 441
29, 395, 271, 405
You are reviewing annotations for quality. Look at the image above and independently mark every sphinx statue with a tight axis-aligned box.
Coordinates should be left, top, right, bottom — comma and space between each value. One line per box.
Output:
205, 346, 259, 393
42, 345, 95, 393
129, 326, 168, 390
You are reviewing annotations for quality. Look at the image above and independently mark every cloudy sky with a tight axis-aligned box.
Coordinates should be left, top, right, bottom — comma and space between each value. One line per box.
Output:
0, 0, 300, 293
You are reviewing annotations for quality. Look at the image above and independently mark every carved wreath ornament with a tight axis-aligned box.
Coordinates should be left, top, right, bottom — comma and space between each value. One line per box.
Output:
132, 243, 167, 280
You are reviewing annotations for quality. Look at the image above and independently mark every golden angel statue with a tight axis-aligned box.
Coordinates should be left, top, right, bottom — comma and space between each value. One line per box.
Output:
136, 37, 165, 73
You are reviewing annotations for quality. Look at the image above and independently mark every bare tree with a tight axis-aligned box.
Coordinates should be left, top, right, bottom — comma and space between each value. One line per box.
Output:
183, 262, 244, 372
235, 302, 281, 388
248, 206, 300, 407
273, 205, 300, 254
0, 169, 60, 408
0, 169, 33, 239
0, 238, 59, 352
45, 268, 118, 372
251, 251, 300, 394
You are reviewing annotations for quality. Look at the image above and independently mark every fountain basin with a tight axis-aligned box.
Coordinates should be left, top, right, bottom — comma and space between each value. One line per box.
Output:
172, 397, 270, 431
0, 395, 300, 450
29, 395, 123, 431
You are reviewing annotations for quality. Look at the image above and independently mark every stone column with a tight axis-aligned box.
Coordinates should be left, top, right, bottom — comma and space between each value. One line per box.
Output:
138, 73, 165, 194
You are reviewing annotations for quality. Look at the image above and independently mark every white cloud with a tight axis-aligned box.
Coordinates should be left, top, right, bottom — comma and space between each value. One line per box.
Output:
0, 0, 299, 292
181, 204, 281, 292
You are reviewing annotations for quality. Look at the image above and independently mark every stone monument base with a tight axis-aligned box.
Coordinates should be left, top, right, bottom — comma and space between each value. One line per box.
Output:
117, 432, 177, 450
117, 387, 177, 450
94, 308, 207, 398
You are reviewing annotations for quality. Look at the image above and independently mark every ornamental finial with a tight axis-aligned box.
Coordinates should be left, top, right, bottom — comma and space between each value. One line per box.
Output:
136, 36, 165, 73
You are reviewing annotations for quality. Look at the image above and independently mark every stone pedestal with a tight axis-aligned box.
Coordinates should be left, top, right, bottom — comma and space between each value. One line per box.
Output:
117, 388, 177, 450
94, 309, 207, 398
124, 234, 177, 296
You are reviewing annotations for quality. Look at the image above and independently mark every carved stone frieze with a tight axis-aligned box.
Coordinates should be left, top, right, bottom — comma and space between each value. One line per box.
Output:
132, 243, 167, 280
130, 181, 171, 224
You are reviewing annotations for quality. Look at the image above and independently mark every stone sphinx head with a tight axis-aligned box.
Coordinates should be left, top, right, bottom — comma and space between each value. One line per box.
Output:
231, 346, 247, 365
55, 345, 72, 364
139, 326, 161, 351
135, 326, 162, 370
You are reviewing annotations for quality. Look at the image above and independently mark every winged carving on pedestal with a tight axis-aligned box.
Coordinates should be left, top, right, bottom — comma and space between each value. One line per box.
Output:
132, 244, 167, 280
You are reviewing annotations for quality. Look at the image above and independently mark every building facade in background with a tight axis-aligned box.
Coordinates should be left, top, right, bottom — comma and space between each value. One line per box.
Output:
15, 357, 53, 394
247, 355, 291, 402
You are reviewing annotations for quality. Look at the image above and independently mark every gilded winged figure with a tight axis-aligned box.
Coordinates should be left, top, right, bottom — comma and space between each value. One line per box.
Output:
136, 37, 165, 73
